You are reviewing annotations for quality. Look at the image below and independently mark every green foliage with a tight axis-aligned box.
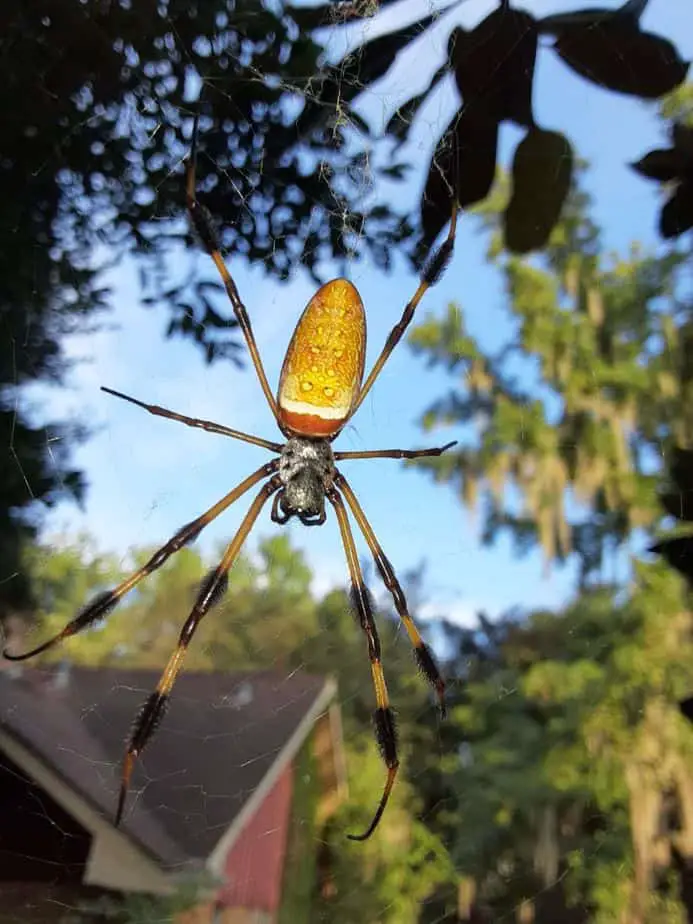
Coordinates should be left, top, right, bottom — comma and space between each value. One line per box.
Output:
410, 168, 690, 581
405, 94, 693, 920
437, 565, 693, 921
2, 0, 415, 631
65, 871, 218, 923
314, 735, 454, 924
278, 737, 320, 924
22, 533, 318, 671
660, 83, 693, 124
22, 514, 693, 921
18, 536, 122, 660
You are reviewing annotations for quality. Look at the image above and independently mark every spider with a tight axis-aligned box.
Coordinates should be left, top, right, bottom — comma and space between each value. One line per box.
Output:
4, 116, 458, 841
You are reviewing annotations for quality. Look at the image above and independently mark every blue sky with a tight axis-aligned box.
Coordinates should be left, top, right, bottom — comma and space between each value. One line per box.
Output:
29, 0, 691, 628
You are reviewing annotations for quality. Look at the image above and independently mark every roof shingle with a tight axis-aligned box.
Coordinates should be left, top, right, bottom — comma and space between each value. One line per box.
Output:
0, 666, 328, 867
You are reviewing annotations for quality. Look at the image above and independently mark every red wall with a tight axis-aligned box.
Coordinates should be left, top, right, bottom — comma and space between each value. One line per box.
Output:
218, 762, 294, 913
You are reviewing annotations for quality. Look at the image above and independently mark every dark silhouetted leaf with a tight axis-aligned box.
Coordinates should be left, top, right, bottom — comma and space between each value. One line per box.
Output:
420, 109, 498, 250
554, 22, 689, 99
539, 0, 647, 37
632, 122, 693, 239
340, 9, 439, 92
288, 1, 338, 31
673, 122, 693, 156
680, 696, 693, 723
297, 7, 440, 137
660, 493, 693, 522
504, 128, 573, 254
631, 149, 689, 182
670, 449, 693, 494
450, 7, 538, 127
650, 535, 693, 585
660, 185, 693, 239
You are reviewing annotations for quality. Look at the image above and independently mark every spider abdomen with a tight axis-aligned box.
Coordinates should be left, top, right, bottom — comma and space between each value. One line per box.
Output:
277, 278, 366, 439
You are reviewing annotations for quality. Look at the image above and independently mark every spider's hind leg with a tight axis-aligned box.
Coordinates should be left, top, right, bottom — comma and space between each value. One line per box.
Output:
334, 471, 446, 717
328, 487, 399, 842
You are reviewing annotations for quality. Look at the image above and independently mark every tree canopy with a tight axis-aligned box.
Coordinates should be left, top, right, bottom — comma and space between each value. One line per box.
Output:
409, 170, 690, 583
4, 4, 693, 923
2, 0, 689, 626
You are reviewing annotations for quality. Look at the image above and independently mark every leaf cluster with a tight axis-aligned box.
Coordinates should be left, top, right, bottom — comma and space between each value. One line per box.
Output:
410, 169, 690, 581
354, 0, 689, 258
436, 563, 693, 921
1, 1, 413, 364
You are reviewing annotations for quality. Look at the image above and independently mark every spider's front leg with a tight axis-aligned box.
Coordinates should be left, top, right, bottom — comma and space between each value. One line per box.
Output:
3, 462, 279, 663
348, 205, 458, 419
184, 112, 279, 419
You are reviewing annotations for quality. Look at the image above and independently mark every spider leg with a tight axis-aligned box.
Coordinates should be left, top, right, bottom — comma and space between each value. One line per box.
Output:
3, 461, 278, 662
101, 387, 282, 452
185, 113, 279, 420
116, 474, 281, 825
334, 441, 457, 462
334, 471, 446, 717
349, 205, 458, 419
327, 487, 398, 842
270, 491, 290, 524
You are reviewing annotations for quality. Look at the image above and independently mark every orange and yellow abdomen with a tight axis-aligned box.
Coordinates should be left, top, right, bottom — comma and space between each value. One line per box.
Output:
277, 278, 366, 438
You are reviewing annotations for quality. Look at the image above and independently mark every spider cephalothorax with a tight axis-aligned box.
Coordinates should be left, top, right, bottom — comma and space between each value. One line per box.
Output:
273, 438, 335, 526
4, 111, 458, 841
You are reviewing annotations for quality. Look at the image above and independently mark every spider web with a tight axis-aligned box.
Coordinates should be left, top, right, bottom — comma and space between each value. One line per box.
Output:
1, 1, 692, 922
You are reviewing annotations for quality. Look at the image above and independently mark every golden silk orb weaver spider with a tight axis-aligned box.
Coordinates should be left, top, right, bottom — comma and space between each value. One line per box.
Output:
4, 116, 459, 841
